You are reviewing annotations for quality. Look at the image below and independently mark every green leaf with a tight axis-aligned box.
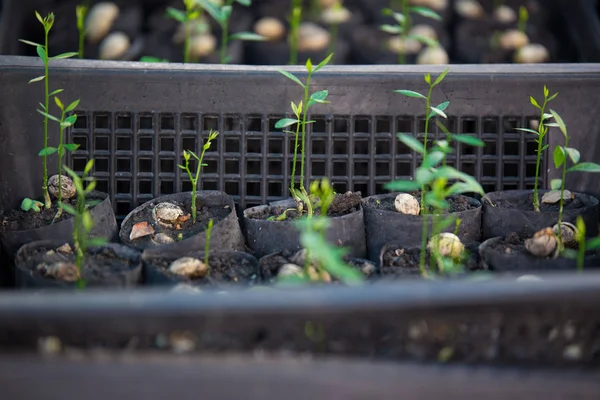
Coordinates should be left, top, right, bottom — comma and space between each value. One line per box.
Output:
197, 0, 224, 24
305, 58, 313, 73
452, 134, 484, 147
424, 74, 431, 84
66, 99, 80, 112
38, 146, 57, 156
63, 143, 79, 152
385, 180, 422, 192
550, 179, 562, 190
435, 166, 484, 195
49, 88, 64, 96
576, 216, 586, 242
236, 0, 251, 6
407, 34, 438, 47
432, 68, 450, 86
515, 127, 540, 135
548, 92, 558, 102
277, 70, 305, 88
429, 106, 447, 119
397, 133, 425, 154
568, 162, 600, 173
549, 109, 567, 137
586, 237, 600, 251
51, 52, 78, 60
314, 53, 334, 72
564, 147, 580, 164
553, 146, 565, 168
543, 85, 549, 98
20, 198, 43, 212
380, 24, 402, 34
394, 90, 426, 99
36, 46, 47, 62
64, 114, 78, 125
36, 109, 61, 122
166, 7, 187, 22
529, 96, 541, 109
409, 6, 442, 20
415, 167, 434, 186
19, 39, 43, 47
434, 100, 450, 112
422, 150, 445, 169
275, 118, 298, 129
229, 32, 266, 41
88, 238, 108, 247
54, 96, 64, 110
59, 202, 76, 215
84, 159, 94, 174
28, 75, 45, 84
308, 90, 329, 106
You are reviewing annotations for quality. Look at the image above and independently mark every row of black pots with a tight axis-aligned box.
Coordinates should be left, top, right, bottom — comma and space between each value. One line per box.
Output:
1, 186, 598, 289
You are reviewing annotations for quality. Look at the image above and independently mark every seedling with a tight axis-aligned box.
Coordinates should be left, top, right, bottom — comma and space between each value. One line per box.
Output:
19, 11, 78, 210
204, 218, 214, 275
518, 6, 528, 34
196, 0, 265, 64
76, 4, 88, 59
167, 0, 207, 63
62, 160, 107, 289
38, 96, 81, 220
380, 2, 441, 64
547, 109, 600, 250
20, 198, 44, 212
289, 0, 302, 65
572, 216, 600, 272
515, 85, 558, 211
178, 129, 219, 223
275, 54, 333, 213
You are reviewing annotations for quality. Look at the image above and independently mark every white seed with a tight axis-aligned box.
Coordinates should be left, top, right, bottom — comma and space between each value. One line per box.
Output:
129, 221, 155, 241
307, 266, 331, 283
278, 263, 303, 278
563, 344, 582, 361
189, 34, 217, 59
417, 46, 449, 64
388, 36, 422, 55
253, 17, 285, 41
361, 262, 376, 276
56, 243, 73, 254
43, 262, 79, 282
38, 336, 62, 355
85, 2, 120, 44
99, 32, 130, 60
498, 30, 529, 51
552, 222, 579, 249
169, 332, 195, 354
494, 5, 517, 24
427, 233, 464, 259
394, 193, 420, 215
297, 22, 330, 52
48, 175, 76, 200
515, 43, 550, 64
320, 6, 352, 25
410, 24, 438, 42
168, 257, 208, 278
455, 0, 484, 19
525, 227, 558, 258
152, 202, 184, 228
542, 190, 573, 204
152, 233, 175, 245
410, 0, 447, 10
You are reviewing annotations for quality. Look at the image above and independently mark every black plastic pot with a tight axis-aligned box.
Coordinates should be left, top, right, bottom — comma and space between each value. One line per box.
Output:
14, 240, 142, 289
243, 198, 367, 259
479, 236, 600, 272
0, 190, 118, 280
142, 249, 259, 287
362, 193, 483, 263
481, 190, 600, 240
120, 191, 245, 255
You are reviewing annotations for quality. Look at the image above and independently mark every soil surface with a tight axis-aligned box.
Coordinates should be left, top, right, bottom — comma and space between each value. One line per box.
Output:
23, 244, 138, 283
121, 198, 231, 246
489, 193, 585, 212
365, 194, 476, 214
0, 192, 106, 232
253, 191, 363, 221
381, 242, 481, 278
148, 252, 258, 286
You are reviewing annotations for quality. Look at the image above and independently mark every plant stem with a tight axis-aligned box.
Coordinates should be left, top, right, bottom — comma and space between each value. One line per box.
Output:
289, 3, 302, 65
42, 31, 51, 209
204, 218, 213, 276
328, 24, 338, 58
184, 17, 191, 63
74, 188, 85, 289
300, 74, 311, 191
533, 98, 549, 212
220, 9, 230, 64
78, 32, 84, 59
398, 0, 410, 65
290, 121, 302, 199
577, 222, 586, 272
418, 81, 434, 273
55, 107, 67, 221
557, 136, 569, 250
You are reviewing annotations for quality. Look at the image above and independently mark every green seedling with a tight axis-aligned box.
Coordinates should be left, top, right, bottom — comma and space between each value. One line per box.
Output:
62, 160, 108, 289
518, 6, 528, 34
20, 198, 44, 212
289, 0, 302, 64
204, 218, 214, 275
515, 85, 558, 211
178, 129, 219, 223
76, 4, 88, 59
38, 96, 81, 220
19, 11, 78, 210
275, 54, 333, 213
573, 216, 600, 272
167, 0, 208, 63
196, 0, 265, 64
547, 109, 600, 250
380, 2, 441, 64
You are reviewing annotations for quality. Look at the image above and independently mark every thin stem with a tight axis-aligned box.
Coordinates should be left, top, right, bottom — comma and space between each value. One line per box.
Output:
557, 136, 569, 250
184, 17, 191, 63
419, 201, 428, 274
289, 4, 301, 65
220, 17, 229, 64
300, 74, 311, 190
43, 30, 51, 209
533, 97, 549, 212
328, 24, 338, 58
78, 32, 84, 59
204, 219, 213, 276
74, 189, 86, 289
54, 107, 67, 222
290, 121, 301, 198
419, 82, 434, 273
398, 0, 410, 65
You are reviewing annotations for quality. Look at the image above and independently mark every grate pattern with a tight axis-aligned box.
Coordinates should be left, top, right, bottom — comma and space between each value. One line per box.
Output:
68, 111, 545, 220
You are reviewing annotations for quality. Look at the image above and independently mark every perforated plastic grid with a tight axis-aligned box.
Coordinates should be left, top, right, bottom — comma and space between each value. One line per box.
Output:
68, 111, 544, 220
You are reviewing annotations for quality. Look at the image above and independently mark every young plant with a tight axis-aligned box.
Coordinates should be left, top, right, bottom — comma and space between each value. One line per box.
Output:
196, 0, 265, 64
19, 11, 78, 210
380, 2, 441, 64
37, 96, 81, 219
76, 4, 88, 59
62, 160, 107, 289
518, 5, 529, 34
288, 0, 302, 65
547, 109, 600, 249
515, 85, 558, 211
167, 0, 206, 63
178, 129, 219, 224
275, 54, 333, 213
204, 218, 214, 275
572, 216, 600, 272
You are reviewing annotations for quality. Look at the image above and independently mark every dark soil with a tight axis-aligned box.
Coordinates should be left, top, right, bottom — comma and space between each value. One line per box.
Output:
121, 198, 231, 246
488, 232, 528, 255
489, 192, 585, 212
366, 193, 476, 214
24, 244, 137, 282
381, 242, 481, 278
0, 192, 106, 232
148, 252, 259, 286
253, 191, 363, 221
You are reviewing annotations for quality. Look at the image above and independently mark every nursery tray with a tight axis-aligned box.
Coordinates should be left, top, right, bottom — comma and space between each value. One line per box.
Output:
1, 58, 600, 220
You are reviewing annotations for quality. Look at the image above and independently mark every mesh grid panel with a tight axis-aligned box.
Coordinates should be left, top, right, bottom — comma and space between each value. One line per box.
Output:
68, 111, 544, 220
